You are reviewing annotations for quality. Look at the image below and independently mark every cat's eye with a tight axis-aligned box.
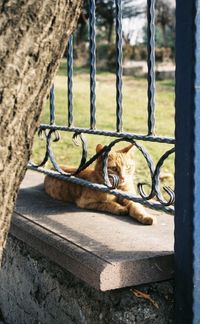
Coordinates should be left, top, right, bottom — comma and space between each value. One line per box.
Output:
111, 166, 117, 172
126, 166, 131, 171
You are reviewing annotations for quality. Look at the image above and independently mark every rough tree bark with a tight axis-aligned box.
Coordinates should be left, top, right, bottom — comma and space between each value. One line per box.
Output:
0, 0, 83, 261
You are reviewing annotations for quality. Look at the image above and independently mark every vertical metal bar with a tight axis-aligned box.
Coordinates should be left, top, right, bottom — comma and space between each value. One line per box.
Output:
67, 35, 73, 127
50, 84, 55, 125
89, 0, 96, 130
147, 0, 156, 135
192, 1, 200, 322
115, 0, 123, 132
175, 0, 200, 322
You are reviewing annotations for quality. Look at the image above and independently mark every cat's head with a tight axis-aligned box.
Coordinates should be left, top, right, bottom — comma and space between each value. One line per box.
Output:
95, 143, 135, 187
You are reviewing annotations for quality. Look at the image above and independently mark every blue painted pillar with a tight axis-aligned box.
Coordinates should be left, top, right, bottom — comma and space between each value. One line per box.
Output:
175, 0, 200, 323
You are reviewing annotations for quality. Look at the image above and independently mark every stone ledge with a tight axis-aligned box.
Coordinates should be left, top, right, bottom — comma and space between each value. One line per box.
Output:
11, 171, 174, 291
0, 236, 175, 324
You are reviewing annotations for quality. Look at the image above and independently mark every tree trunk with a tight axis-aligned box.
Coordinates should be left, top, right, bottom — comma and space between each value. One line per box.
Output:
0, 0, 83, 261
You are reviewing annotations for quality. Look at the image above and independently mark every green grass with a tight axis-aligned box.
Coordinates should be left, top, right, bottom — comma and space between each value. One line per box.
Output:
32, 60, 175, 193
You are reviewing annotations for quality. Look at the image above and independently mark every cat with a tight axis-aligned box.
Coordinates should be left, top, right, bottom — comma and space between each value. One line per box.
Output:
44, 143, 155, 225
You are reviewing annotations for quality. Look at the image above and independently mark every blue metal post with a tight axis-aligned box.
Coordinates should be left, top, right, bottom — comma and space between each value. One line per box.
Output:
175, 0, 200, 322
193, 1, 200, 322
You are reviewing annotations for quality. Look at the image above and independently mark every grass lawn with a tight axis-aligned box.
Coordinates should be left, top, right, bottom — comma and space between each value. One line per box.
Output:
32, 60, 175, 192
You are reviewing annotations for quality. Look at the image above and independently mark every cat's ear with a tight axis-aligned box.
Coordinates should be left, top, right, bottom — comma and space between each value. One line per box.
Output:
96, 144, 104, 153
118, 143, 135, 154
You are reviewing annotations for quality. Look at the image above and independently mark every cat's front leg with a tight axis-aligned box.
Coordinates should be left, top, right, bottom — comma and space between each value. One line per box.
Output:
120, 199, 156, 225
128, 202, 155, 225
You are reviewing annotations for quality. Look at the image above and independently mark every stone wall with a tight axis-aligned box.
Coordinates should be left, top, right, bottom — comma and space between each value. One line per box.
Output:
0, 236, 174, 324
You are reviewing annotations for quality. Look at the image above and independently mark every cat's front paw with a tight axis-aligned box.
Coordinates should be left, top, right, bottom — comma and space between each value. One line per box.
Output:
141, 215, 157, 225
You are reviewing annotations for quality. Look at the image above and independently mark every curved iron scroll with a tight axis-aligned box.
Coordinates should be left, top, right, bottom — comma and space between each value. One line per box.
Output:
29, 128, 175, 214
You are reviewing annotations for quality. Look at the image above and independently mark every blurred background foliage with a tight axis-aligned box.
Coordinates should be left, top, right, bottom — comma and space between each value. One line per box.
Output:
72, 0, 175, 70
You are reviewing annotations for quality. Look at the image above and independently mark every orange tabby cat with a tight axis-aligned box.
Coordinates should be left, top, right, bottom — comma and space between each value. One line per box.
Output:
44, 144, 155, 225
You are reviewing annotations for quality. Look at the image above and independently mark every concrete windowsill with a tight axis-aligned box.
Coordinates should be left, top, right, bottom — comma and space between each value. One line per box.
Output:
11, 171, 174, 291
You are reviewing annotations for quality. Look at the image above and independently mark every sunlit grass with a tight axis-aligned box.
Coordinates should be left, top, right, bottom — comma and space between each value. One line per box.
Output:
32, 60, 175, 192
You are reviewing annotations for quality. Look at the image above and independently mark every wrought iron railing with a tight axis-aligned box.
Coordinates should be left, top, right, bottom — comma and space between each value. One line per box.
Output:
28, 0, 175, 214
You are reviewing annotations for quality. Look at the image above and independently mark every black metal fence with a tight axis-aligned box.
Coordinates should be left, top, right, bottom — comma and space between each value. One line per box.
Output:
28, 0, 175, 215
